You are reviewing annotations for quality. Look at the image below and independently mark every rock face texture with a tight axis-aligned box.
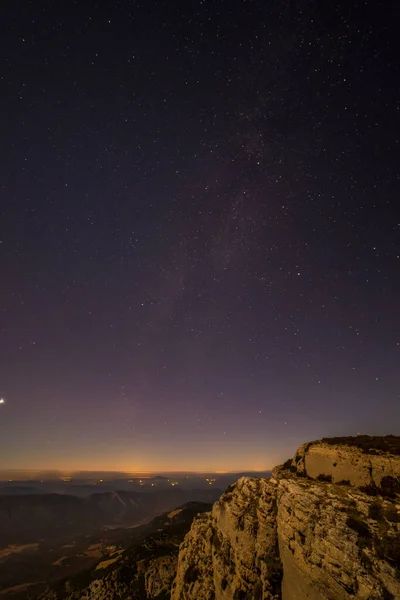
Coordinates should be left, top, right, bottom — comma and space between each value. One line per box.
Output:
291, 436, 400, 489
143, 555, 177, 598
277, 477, 400, 600
64, 553, 177, 600
172, 436, 400, 600
172, 478, 281, 600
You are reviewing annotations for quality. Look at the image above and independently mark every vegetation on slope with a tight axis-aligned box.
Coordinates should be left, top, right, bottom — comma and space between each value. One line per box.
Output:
320, 435, 400, 456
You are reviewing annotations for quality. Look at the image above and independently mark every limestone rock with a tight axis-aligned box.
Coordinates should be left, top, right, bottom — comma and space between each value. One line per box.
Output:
172, 436, 400, 600
144, 555, 177, 597
172, 477, 282, 600
292, 436, 400, 489
277, 477, 400, 600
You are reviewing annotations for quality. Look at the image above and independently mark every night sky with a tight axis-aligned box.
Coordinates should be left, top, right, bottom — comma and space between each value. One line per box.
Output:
1, 1, 399, 472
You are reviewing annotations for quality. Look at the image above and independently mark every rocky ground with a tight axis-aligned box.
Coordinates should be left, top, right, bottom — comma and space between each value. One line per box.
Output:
172, 435, 400, 600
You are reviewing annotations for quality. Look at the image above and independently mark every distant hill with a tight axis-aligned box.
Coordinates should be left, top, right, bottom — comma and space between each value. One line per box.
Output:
35, 502, 212, 600
0, 488, 221, 546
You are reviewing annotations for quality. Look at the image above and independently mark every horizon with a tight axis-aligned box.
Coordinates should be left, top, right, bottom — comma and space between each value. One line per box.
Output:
2, 431, 398, 478
2, 430, 398, 475
1, 1, 399, 473
0, 468, 273, 483
0, 467, 272, 478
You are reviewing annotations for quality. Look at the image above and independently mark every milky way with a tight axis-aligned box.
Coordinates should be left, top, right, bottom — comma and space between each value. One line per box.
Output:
0, 1, 399, 471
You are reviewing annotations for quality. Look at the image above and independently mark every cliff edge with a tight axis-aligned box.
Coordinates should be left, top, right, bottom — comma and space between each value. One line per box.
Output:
172, 436, 400, 600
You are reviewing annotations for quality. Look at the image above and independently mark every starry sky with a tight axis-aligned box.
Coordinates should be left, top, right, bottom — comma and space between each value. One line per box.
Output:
0, 1, 399, 472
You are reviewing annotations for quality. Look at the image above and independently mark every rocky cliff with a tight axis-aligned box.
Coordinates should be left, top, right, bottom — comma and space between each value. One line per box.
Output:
37, 503, 212, 600
35, 436, 400, 600
291, 435, 400, 489
171, 478, 281, 600
172, 436, 400, 600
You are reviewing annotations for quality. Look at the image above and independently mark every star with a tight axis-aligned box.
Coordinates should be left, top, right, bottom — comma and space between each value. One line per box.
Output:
0, 0, 397, 474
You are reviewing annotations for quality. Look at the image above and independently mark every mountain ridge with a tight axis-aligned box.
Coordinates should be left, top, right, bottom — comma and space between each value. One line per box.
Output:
4, 436, 399, 600
38, 502, 212, 600
0, 488, 221, 546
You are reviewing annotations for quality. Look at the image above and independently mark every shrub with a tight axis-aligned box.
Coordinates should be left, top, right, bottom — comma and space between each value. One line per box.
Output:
368, 500, 383, 521
320, 435, 400, 455
374, 533, 400, 571
317, 473, 333, 482
282, 458, 293, 470
384, 506, 400, 523
380, 476, 400, 499
360, 484, 380, 496
346, 515, 372, 549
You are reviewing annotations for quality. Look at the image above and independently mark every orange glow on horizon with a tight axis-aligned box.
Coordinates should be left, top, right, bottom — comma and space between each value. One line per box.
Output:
0, 464, 273, 480
0, 452, 276, 476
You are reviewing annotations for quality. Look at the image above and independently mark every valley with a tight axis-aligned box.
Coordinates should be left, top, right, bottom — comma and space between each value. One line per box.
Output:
0, 472, 263, 598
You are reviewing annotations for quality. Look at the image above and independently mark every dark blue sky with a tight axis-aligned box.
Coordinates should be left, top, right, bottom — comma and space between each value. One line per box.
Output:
0, 0, 399, 471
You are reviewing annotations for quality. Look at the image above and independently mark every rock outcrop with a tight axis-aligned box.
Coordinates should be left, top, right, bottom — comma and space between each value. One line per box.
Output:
172, 436, 400, 600
172, 478, 281, 600
277, 477, 400, 600
291, 436, 400, 489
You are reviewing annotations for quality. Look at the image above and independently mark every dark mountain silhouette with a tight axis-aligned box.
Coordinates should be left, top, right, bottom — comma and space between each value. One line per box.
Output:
0, 488, 221, 546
